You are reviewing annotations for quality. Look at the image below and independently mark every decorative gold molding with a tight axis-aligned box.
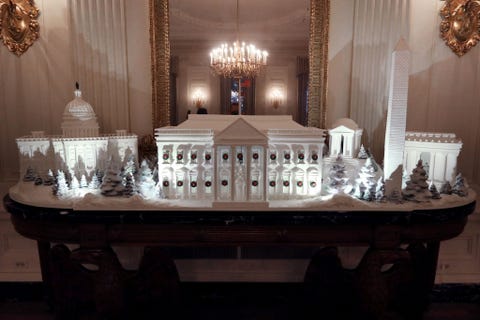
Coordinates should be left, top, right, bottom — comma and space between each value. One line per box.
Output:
149, 0, 171, 129
0, 0, 40, 56
440, 0, 480, 57
308, 0, 330, 129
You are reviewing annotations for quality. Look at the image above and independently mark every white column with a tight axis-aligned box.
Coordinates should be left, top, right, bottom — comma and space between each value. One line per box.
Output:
445, 152, 459, 184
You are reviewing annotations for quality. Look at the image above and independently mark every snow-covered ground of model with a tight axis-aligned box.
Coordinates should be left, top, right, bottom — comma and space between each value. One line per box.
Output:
9, 180, 476, 212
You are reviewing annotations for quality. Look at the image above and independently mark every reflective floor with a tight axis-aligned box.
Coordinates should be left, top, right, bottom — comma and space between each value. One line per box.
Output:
0, 283, 479, 320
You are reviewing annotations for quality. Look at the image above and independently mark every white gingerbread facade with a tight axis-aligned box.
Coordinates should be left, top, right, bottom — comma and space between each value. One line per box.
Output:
404, 132, 462, 187
328, 118, 363, 158
16, 89, 137, 184
155, 115, 325, 204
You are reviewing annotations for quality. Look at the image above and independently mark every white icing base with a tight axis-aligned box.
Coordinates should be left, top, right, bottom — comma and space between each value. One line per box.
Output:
9, 182, 476, 212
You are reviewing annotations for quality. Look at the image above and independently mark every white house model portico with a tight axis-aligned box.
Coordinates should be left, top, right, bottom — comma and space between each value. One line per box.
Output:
155, 115, 325, 205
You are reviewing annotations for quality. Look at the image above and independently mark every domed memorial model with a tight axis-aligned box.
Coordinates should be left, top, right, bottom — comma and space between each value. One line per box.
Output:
61, 82, 100, 138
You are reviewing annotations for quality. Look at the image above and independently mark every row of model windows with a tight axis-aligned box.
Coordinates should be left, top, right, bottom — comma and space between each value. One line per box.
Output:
161, 151, 320, 162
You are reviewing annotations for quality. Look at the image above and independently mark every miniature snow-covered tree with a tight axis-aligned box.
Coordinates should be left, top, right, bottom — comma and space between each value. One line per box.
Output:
123, 172, 138, 197
402, 160, 430, 202
357, 144, 368, 159
375, 177, 387, 202
88, 174, 101, 190
101, 163, 125, 197
355, 157, 377, 201
123, 155, 137, 177
352, 181, 365, 199
429, 183, 441, 200
440, 181, 453, 195
137, 160, 157, 199
23, 167, 36, 182
43, 169, 55, 186
71, 176, 80, 195
34, 175, 43, 186
80, 174, 88, 188
327, 155, 351, 194
452, 173, 468, 197
53, 170, 69, 198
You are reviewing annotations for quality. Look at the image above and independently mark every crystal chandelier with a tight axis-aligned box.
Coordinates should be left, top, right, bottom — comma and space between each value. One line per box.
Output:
209, 0, 268, 79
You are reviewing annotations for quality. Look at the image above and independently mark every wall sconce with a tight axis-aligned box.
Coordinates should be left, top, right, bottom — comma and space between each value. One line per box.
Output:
269, 88, 284, 109
0, 0, 40, 56
440, 0, 480, 57
192, 89, 206, 108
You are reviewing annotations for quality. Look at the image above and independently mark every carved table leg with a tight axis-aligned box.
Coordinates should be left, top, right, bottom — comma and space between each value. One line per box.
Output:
128, 247, 180, 319
49, 244, 94, 320
354, 247, 412, 320
398, 242, 440, 319
70, 246, 129, 319
304, 246, 415, 320
304, 247, 355, 319
37, 240, 53, 308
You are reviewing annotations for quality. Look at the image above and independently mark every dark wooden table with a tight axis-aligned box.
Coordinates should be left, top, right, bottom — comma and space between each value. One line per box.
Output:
3, 194, 476, 320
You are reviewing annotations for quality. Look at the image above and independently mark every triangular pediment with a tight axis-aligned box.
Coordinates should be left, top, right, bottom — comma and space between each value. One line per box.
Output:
329, 125, 355, 133
215, 118, 267, 145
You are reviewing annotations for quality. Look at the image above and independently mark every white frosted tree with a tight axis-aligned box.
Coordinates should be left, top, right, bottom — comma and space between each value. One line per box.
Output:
352, 181, 365, 199
355, 157, 377, 201
88, 174, 101, 190
375, 177, 386, 202
53, 170, 69, 198
357, 144, 368, 159
80, 174, 88, 188
402, 160, 430, 202
43, 169, 55, 186
123, 155, 137, 177
327, 155, 350, 194
452, 173, 468, 197
71, 175, 80, 196
137, 160, 157, 199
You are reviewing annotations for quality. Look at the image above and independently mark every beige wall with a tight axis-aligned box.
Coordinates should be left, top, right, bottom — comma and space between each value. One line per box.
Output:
0, 0, 152, 183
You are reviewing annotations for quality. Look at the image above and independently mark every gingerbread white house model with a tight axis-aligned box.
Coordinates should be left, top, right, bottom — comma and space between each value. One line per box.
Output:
155, 115, 325, 206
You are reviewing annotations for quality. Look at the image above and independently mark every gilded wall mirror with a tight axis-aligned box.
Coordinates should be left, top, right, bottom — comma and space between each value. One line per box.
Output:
440, 0, 480, 56
0, 0, 40, 56
149, 0, 329, 129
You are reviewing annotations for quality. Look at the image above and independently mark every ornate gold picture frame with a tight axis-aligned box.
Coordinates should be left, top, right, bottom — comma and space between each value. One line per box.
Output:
440, 0, 480, 57
149, 0, 329, 129
0, 0, 40, 56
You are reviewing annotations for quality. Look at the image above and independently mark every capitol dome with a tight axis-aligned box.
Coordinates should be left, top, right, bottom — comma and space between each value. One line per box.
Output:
61, 86, 99, 137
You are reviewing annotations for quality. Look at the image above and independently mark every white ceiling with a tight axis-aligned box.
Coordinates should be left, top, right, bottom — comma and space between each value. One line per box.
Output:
169, 0, 310, 45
